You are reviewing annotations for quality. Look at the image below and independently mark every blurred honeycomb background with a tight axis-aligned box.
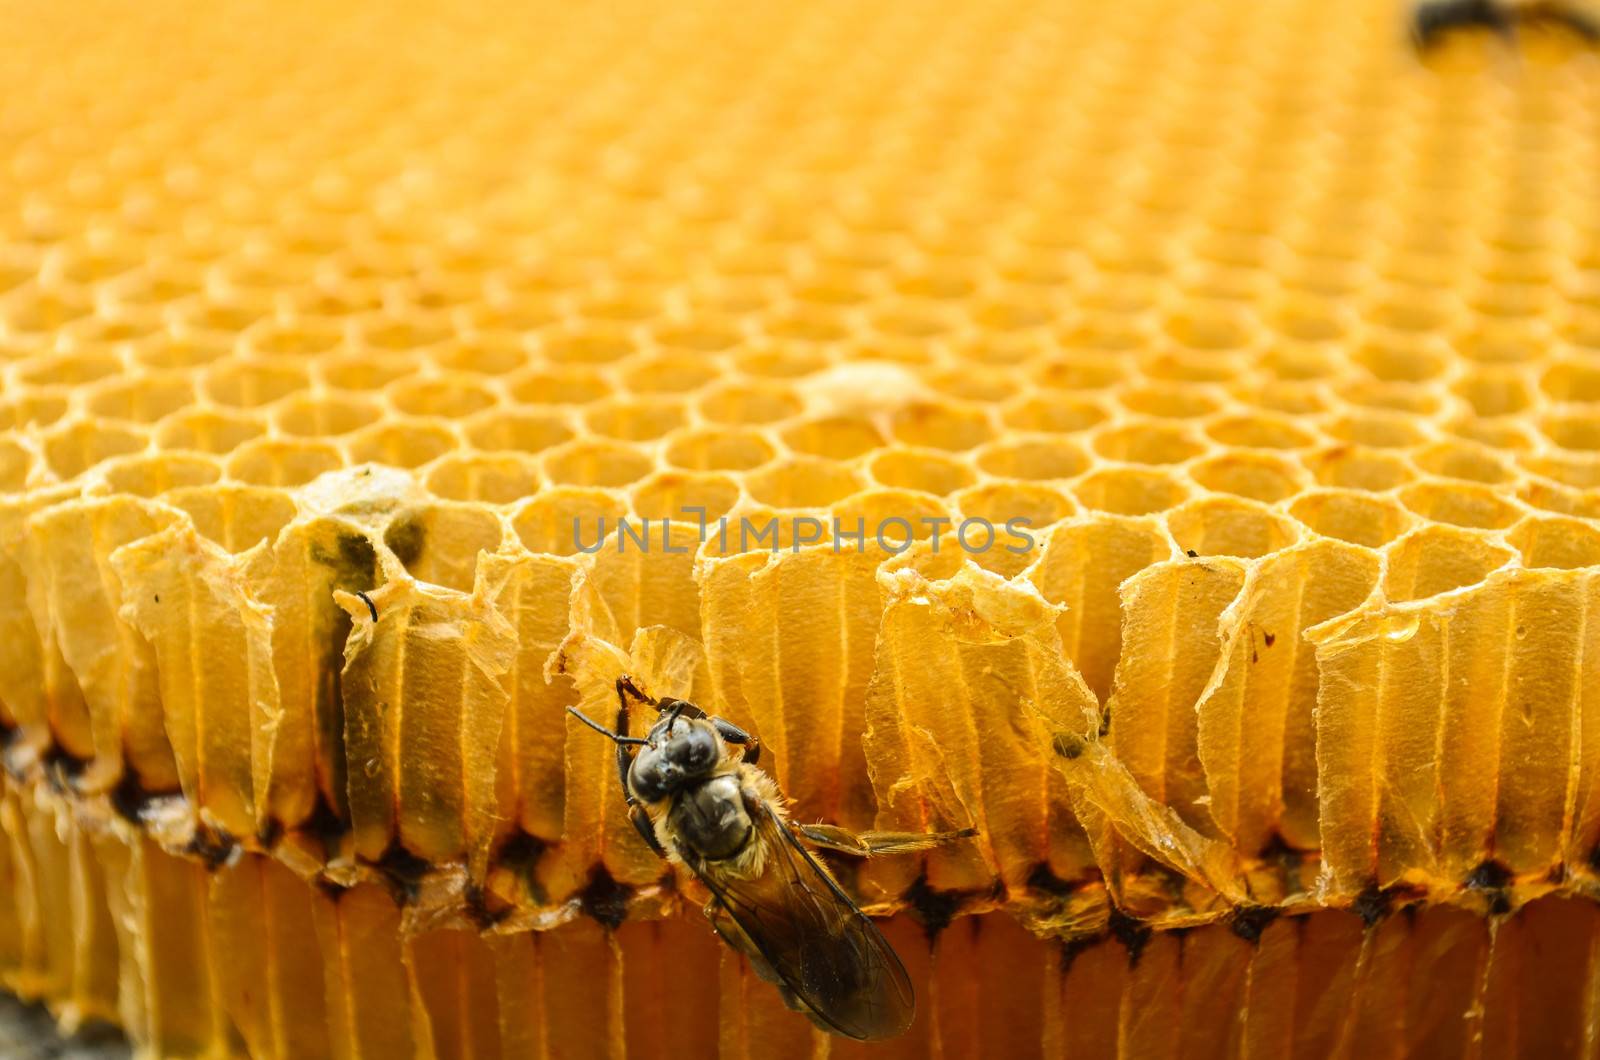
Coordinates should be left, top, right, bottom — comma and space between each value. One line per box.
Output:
3, 0, 1600, 1056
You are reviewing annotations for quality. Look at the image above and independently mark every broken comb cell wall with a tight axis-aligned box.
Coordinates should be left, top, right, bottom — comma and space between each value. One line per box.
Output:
6, 786, 1600, 1059
2, 0, 1600, 1055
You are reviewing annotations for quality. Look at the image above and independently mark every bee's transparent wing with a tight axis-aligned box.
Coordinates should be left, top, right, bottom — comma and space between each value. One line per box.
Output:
680, 795, 915, 1041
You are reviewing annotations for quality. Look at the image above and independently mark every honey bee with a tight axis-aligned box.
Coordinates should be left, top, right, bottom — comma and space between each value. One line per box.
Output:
569, 676, 975, 1041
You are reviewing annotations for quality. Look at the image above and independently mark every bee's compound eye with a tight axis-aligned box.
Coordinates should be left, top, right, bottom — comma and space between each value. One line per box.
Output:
669, 725, 718, 771
629, 748, 672, 803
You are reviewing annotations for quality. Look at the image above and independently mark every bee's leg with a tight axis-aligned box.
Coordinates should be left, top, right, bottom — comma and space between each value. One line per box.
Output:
653, 696, 705, 718
629, 804, 665, 858
616, 674, 657, 709
649, 697, 761, 763
612, 685, 666, 859
796, 823, 978, 857
661, 701, 686, 733
613, 700, 633, 793
710, 717, 760, 765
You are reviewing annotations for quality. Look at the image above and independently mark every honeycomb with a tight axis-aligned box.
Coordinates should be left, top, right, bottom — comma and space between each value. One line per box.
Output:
11, 783, 1600, 1060
2, 0, 1600, 1054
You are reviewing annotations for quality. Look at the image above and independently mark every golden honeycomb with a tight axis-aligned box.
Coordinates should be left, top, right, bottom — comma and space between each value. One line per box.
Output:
2, 0, 1600, 1055
11, 783, 1600, 1060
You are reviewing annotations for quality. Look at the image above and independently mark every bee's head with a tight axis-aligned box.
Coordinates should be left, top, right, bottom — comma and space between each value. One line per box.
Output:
628, 709, 721, 803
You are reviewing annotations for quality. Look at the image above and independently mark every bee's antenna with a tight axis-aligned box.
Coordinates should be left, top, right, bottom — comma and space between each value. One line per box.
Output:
567, 707, 649, 746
